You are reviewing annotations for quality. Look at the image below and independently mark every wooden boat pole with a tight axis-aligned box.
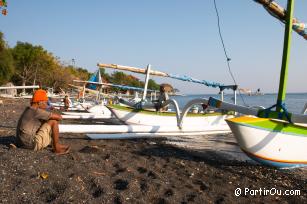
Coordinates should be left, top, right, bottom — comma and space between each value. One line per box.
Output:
97, 63, 169, 77
254, 0, 285, 20
0, 85, 39, 90
73, 80, 156, 93
254, 0, 307, 40
276, 0, 294, 112
82, 84, 86, 101
220, 90, 224, 102
68, 84, 99, 95
142, 64, 151, 101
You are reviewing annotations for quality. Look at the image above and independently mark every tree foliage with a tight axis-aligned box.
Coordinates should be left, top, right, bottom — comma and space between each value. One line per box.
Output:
99, 68, 160, 91
66, 66, 91, 81
0, 31, 164, 92
10, 41, 91, 91
11, 42, 49, 86
0, 32, 14, 85
148, 79, 160, 90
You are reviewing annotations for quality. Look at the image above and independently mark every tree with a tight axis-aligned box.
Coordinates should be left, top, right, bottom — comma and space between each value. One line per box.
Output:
147, 79, 160, 90
0, 32, 14, 85
110, 71, 126, 85
11, 42, 49, 86
66, 65, 91, 81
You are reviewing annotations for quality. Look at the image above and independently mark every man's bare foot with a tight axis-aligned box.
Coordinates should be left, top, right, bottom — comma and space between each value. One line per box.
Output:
54, 144, 70, 155
57, 144, 69, 149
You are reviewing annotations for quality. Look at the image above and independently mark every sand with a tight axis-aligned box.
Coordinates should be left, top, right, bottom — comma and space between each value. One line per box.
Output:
0, 98, 306, 203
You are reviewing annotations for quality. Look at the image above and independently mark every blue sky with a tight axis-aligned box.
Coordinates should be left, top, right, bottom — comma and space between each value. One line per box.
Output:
1, 0, 306, 94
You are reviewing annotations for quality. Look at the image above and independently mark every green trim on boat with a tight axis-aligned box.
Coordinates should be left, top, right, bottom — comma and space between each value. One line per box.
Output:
108, 104, 229, 117
239, 119, 307, 136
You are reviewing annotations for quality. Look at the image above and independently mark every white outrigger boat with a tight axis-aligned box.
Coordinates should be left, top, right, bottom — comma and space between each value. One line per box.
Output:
68, 69, 234, 135
206, 0, 307, 168
60, 64, 238, 135
96, 63, 238, 134
108, 103, 232, 134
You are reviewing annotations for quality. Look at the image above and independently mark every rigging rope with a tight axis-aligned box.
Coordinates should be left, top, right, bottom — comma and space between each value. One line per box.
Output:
168, 74, 224, 88
213, 0, 247, 106
108, 83, 155, 92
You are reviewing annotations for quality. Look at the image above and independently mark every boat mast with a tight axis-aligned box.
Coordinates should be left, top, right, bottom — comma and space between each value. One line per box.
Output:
276, 0, 294, 112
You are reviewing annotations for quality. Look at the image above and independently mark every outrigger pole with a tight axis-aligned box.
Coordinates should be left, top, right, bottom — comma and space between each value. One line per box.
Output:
254, 0, 306, 40
0, 85, 39, 90
97, 63, 238, 104
97, 63, 226, 89
73, 80, 156, 93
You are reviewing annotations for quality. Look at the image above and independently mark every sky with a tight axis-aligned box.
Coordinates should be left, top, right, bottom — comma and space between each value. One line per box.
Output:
0, 0, 306, 94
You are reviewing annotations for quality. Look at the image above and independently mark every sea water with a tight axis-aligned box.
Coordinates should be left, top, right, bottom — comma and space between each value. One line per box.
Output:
171, 93, 307, 114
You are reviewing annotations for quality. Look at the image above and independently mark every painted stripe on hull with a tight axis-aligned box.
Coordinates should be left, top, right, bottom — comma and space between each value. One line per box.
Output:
227, 116, 307, 136
242, 149, 307, 168
111, 107, 231, 131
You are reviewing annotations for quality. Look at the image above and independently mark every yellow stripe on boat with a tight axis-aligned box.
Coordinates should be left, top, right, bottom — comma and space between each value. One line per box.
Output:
226, 116, 269, 123
227, 116, 307, 136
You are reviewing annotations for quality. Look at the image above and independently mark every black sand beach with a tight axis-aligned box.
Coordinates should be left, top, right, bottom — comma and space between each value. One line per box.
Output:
0, 98, 306, 203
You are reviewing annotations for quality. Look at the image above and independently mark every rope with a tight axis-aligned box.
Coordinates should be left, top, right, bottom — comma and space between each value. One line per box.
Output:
260, 101, 292, 123
213, 0, 247, 106
110, 84, 155, 92
168, 74, 224, 88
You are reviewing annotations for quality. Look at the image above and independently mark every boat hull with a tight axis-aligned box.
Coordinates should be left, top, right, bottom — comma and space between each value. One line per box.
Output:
109, 106, 232, 133
226, 116, 307, 168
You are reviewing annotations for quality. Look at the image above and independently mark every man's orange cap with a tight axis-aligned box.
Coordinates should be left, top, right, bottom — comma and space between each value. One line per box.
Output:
32, 89, 48, 102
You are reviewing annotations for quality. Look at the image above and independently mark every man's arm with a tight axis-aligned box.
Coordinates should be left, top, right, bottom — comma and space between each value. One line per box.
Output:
49, 113, 62, 121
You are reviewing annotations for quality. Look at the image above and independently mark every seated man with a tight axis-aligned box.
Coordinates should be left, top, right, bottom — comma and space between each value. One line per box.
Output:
154, 85, 169, 112
16, 89, 70, 154
63, 95, 71, 111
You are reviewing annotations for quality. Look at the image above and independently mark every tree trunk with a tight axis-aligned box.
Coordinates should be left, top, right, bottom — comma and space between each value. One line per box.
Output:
22, 79, 26, 95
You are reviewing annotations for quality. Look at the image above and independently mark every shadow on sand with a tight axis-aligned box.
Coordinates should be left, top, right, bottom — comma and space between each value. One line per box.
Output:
0, 135, 16, 147
134, 142, 256, 167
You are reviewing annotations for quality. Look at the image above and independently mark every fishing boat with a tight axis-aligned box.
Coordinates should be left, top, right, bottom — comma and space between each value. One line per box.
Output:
108, 103, 232, 132
97, 63, 237, 133
71, 73, 233, 134
64, 76, 157, 119
59, 98, 234, 135
226, 116, 307, 168
207, 0, 307, 168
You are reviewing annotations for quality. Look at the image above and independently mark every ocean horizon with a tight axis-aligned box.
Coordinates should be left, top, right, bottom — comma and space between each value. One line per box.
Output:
171, 92, 307, 114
